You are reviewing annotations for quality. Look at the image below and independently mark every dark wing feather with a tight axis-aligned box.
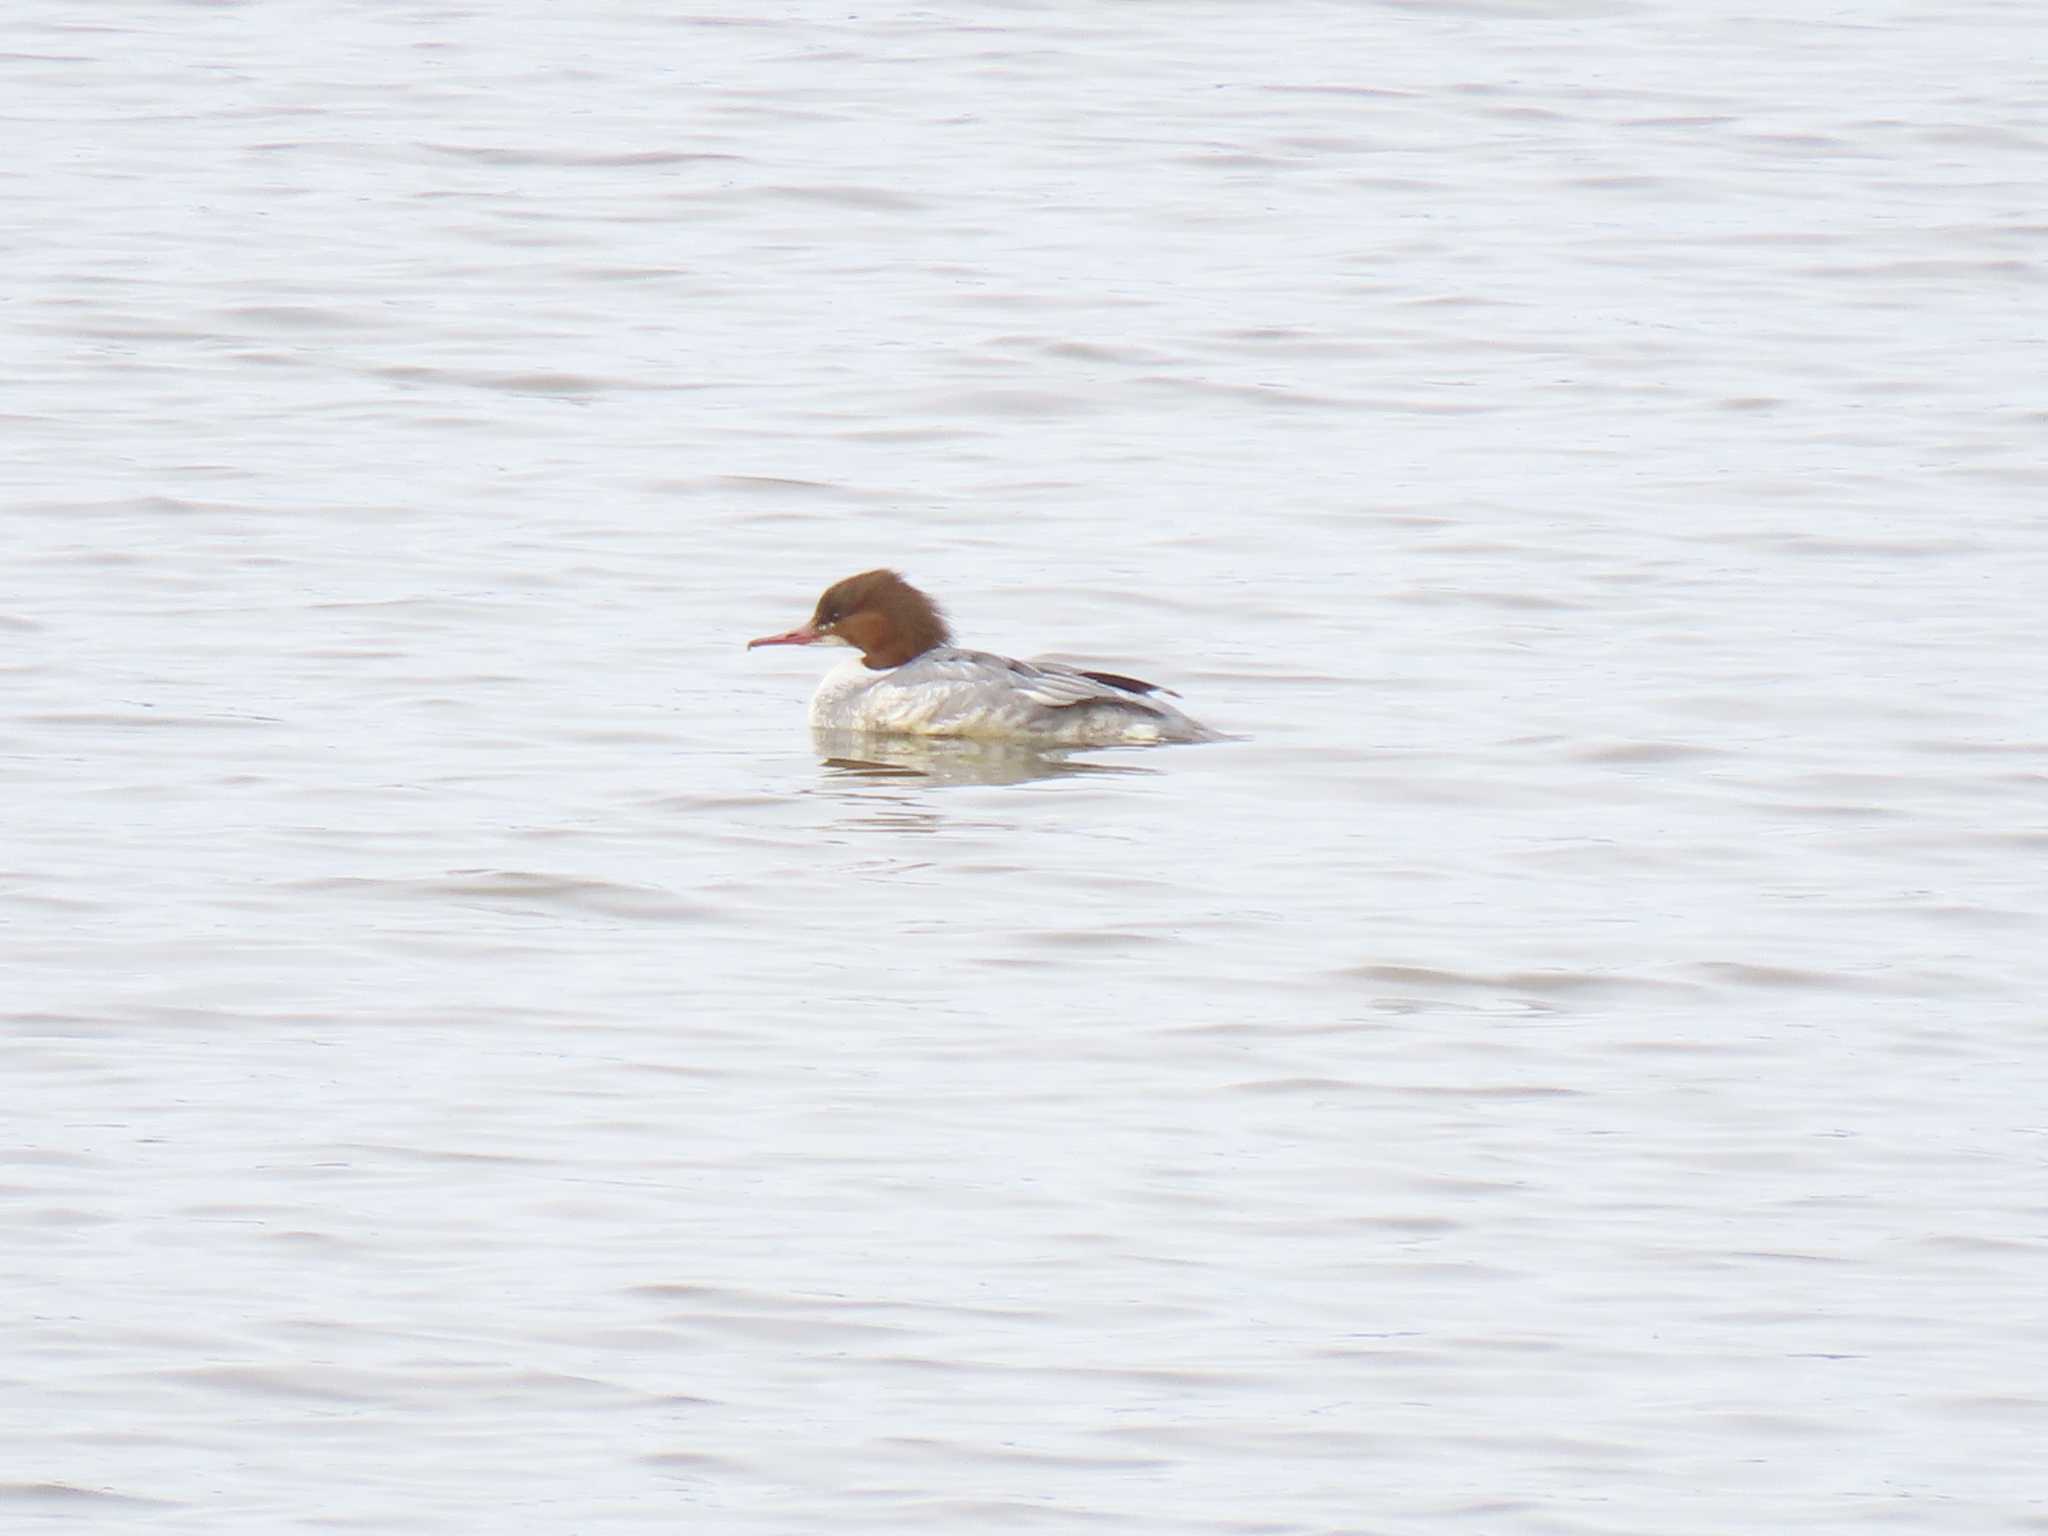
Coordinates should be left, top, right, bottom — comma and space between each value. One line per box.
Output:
1076, 668, 1179, 699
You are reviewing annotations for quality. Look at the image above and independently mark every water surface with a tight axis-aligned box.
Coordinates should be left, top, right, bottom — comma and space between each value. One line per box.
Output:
7, 3, 2047, 1532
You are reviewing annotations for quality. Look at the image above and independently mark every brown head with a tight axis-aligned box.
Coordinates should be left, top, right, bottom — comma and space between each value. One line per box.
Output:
746, 569, 952, 670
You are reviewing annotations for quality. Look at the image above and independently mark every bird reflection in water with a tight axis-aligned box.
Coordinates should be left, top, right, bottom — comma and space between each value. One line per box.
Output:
811, 729, 1159, 786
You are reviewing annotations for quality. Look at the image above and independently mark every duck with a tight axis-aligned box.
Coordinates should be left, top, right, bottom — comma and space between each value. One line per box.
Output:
748, 569, 1218, 746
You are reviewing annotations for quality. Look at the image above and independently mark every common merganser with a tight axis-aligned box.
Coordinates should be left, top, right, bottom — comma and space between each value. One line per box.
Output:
747, 569, 1219, 746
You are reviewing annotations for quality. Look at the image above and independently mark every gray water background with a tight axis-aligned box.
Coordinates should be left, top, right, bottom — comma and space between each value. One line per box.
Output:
6, 3, 2047, 1532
